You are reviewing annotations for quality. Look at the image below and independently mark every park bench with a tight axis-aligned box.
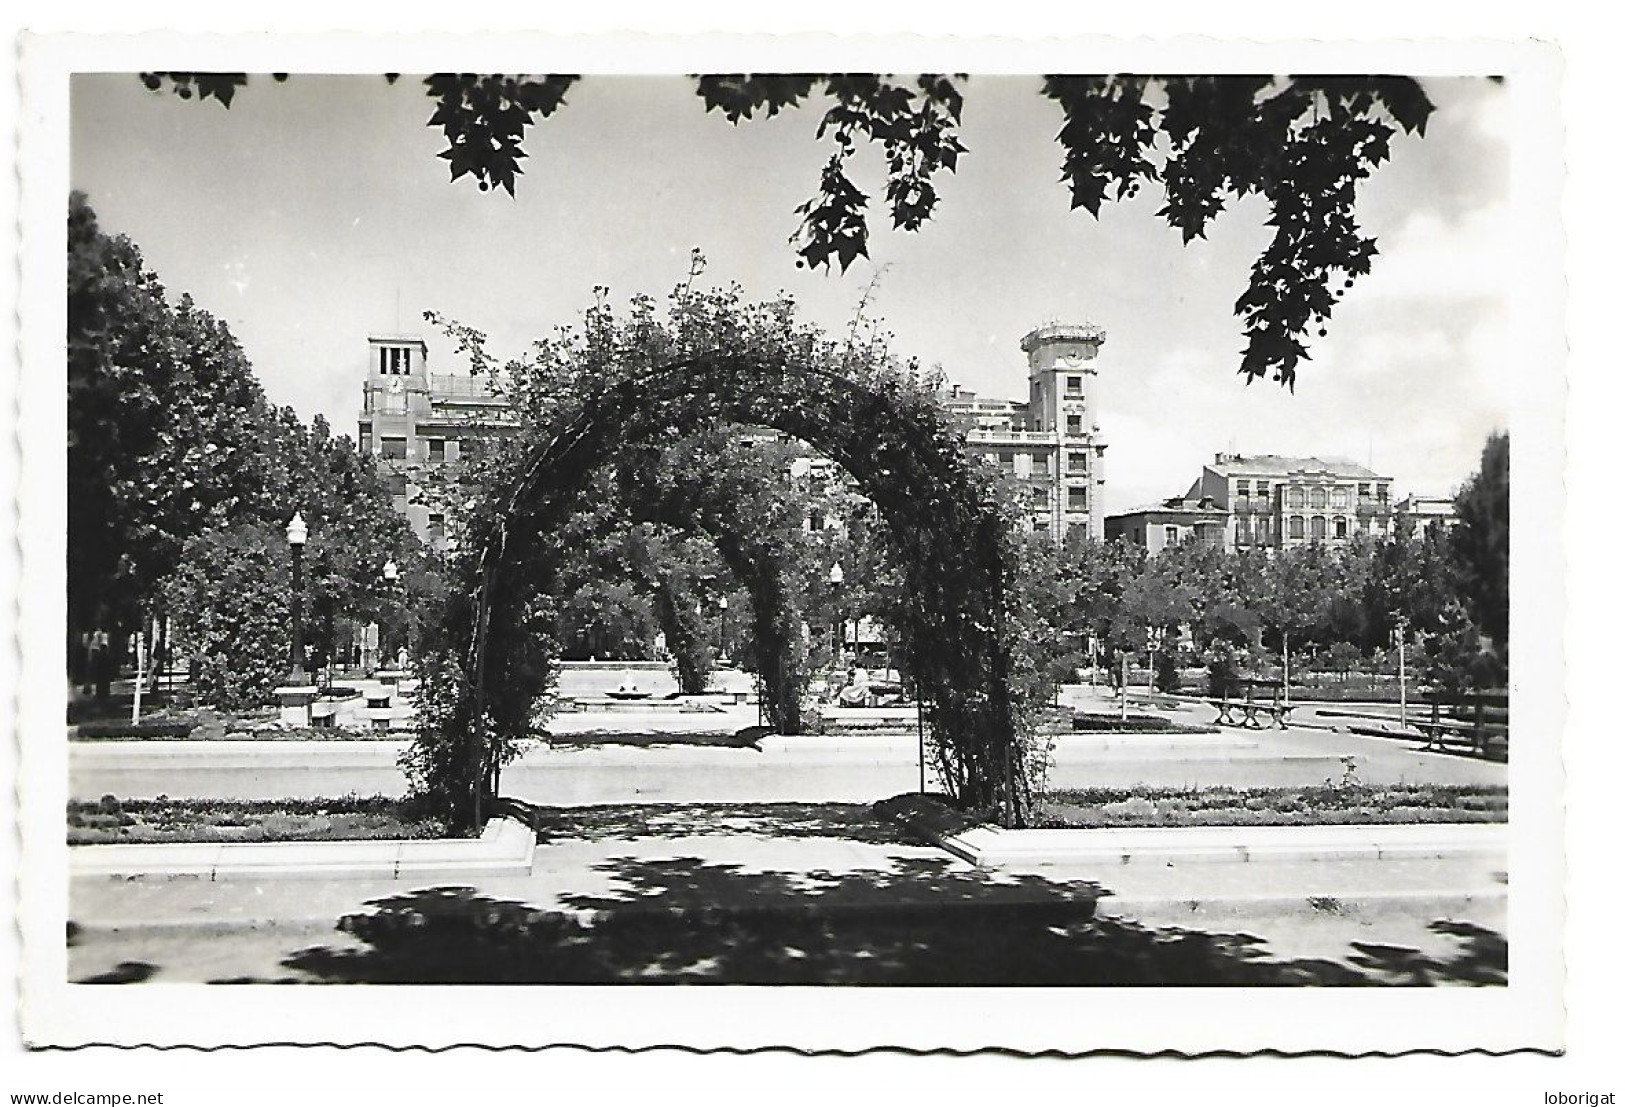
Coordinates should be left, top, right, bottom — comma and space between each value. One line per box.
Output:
1208, 678, 1298, 730
1414, 691, 1508, 758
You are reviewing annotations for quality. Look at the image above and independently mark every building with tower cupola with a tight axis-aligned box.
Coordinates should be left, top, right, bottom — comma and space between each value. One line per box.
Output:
937, 322, 1110, 543
358, 322, 1111, 547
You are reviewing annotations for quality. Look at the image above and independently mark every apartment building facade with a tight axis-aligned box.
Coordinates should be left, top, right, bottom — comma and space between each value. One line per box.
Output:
358, 323, 1111, 546
1108, 453, 1396, 553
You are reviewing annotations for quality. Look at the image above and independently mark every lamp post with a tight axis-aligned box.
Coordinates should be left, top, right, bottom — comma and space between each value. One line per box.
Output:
718, 596, 729, 663
828, 563, 845, 664
381, 558, 399, 669
286, 512, 309, 685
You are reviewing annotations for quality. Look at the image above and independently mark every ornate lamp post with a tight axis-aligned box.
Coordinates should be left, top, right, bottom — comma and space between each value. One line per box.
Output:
718, 596, 730, 663
274, 512, 317, 728
286, 512, 309, 685
828, 563, 845, 664
381, 558, 399, 667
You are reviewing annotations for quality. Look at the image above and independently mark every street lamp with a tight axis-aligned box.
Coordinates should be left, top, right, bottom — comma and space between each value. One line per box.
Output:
718, 596, 729, 662
286, 512, 309, 685
378, 559, 400, 670
828, 563, 846, 663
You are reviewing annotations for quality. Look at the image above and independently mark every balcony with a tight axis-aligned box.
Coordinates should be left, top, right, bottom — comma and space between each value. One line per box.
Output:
966, 428, 1058, 445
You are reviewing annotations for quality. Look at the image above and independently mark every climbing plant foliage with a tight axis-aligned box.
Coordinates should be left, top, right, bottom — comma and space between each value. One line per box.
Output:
408, 282, 1043, 829
137, 71, 1433, 388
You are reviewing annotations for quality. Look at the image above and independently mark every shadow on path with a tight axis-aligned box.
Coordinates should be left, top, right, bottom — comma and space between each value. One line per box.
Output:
69, 803, 1507, 986
250, 855, 1505, 986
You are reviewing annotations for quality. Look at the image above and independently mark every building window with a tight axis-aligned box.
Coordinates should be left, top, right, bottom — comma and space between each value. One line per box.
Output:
359, 430, 372, 455
380, 437, 408, 460
1031, 487, 1048, 507
1377, 484, 1390, 502
1288, 487, 1305, 509
1311, 515, 1327, 540
1256, 517, 1271, 542
997, 449, 1015, 466
1068, 487, 1088, 512
1165, 526, 1179, 546
1310, 486, 1328, 509
1066, 414, 1083, 435
1065, 375, 1083, 395
1257, 482, 1270, 499
1068, 452, 1088, 474
1033, 519, 1049, 534
1289, 515, 1304, 539
384, 472, 408, 497
1331, 487, 1349, 509
1334, 515, 1348, 539
428, 513, 446, 542
427, 438, 445, 462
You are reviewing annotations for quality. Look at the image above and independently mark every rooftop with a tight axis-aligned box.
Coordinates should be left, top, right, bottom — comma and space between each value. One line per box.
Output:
1020, 322, 1107, 352
1205, 453, 1386, 480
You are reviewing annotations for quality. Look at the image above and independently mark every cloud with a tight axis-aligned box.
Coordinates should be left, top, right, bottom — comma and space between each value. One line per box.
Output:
1358, 203, 1516, 302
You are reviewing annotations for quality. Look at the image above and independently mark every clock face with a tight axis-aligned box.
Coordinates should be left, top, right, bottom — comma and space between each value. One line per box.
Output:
1055, 354, 1082, 369
388, 378, 404, 395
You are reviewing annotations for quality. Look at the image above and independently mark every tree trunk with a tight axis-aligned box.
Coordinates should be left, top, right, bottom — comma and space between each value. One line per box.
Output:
1281, 631, 1291, 705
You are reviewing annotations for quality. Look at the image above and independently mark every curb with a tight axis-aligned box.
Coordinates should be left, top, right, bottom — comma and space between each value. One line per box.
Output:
68, 817, 535, 882
940, 823, 1507, 868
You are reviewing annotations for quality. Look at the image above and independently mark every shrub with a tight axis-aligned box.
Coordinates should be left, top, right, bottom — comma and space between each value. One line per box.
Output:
1154, 650, 1180, 694
1205, 642, 1239, 697
76, 721, 195, 739
162, 523, 291, 711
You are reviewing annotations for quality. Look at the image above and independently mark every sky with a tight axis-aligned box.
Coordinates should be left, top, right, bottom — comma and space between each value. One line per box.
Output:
68, 73, 1513, 514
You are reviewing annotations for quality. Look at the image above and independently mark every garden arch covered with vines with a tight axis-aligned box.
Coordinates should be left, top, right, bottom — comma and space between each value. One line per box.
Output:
420, 349, 1038, 828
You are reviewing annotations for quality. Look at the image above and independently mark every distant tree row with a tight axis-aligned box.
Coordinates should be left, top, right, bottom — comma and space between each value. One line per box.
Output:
68, 193, 424, 708
1038, 435, 1510, 698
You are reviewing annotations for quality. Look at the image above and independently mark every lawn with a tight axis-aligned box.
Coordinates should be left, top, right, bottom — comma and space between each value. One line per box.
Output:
1033, 783, 1509, 829
67, 795, 466, 845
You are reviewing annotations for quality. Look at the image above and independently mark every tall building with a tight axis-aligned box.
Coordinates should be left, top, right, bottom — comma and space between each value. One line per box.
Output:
356, 335, 514, 547
1108, 453, 1395, 553
938, 323, 1110, 542
358, 323, 1110, 545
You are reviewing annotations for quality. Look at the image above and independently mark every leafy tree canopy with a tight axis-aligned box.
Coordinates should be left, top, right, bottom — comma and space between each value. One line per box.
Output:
137, 71, 1434, 388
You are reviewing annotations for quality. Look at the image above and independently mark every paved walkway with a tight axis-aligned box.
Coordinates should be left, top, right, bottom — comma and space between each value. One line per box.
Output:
68, 805, 1507, 986
70, 699, 1505, 804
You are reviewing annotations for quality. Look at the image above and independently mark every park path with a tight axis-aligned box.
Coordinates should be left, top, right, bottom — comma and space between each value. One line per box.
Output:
68, 803, 1505, 987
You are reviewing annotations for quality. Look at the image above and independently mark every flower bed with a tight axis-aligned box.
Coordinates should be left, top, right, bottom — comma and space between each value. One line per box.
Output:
75, 721, 195, 739
66, 795, 466, 845
1067, 713, 1218, 735
1034, 783, 1508, 829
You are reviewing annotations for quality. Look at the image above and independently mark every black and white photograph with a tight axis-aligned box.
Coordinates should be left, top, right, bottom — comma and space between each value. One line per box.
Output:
12, 29, 1578, 1072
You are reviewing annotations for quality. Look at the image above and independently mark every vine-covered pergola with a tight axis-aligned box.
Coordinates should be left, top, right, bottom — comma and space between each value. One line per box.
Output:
411, 327, 1040, 829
